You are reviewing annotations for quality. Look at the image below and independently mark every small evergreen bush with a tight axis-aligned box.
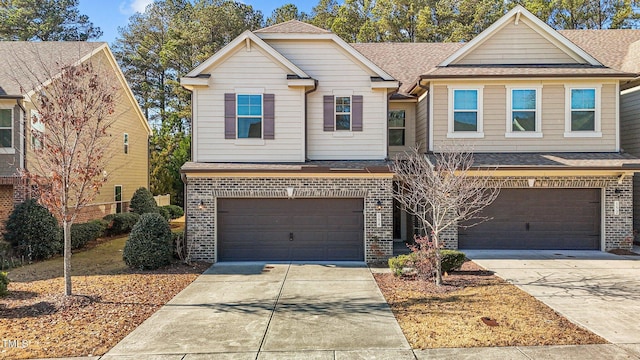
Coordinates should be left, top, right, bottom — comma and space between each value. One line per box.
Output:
70, 221, 104, 249
388, 253, 414, 277
123, 213, 173, 270
4, 199, 61, 260
129, 187, 158, 215
0, 271, 9, 296
158, 206, 171, 221
441, 250, 466, 273
162, 205, 184, 219
103, 213, 140, 236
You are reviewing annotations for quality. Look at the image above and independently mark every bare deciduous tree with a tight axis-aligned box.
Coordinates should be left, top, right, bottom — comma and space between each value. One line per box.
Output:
21, 58, 117, 296
391, 146, 501, 286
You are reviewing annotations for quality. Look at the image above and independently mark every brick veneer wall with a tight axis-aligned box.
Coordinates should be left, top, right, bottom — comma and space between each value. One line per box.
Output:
185, 176, 394, 263
441, 175, 634, 251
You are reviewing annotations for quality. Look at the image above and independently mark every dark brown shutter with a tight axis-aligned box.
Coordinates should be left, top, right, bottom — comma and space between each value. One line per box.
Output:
352, 95, 363, 131
323, 95, 334, 132
224, 93, 236, 139
263, 94, 275, 140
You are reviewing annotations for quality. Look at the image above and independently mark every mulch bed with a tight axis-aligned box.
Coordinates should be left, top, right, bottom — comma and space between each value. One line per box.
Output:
0, 262, 209, 360
374, 261, 607, 349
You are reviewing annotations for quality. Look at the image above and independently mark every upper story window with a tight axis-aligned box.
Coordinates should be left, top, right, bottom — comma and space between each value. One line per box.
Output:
388, 110, 405, 146
448, 86, 484, 138
564, 85, 601, 138
237, 94, 263, 139
506, 87, 542, 138
335, 96, 351, 131
123, 133, 129, 154
0, 107, 12, 148
30, 109, 45, 150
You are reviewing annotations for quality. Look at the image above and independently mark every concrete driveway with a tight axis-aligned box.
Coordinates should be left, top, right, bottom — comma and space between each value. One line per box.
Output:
464, 250, 640, 357
103, 262, 412, 359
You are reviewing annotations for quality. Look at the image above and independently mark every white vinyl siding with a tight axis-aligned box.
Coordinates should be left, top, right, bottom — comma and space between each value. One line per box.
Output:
454, 18, 578, 65
193, 44, 305, 162
431, 82, 617, 152
267, 39, 386, 160
416, 96, 428, 153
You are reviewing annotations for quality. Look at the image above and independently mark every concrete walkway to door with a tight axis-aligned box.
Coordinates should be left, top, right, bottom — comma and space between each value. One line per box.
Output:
102, 262, 413, 359
463, 249, 640, 357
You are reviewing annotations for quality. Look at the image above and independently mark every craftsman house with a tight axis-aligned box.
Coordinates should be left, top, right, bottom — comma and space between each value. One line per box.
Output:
181, 5, 640, 263
0, 42, 151, 225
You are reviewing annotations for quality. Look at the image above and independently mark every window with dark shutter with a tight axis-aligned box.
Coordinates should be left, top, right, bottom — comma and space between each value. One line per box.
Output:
352, 95, 363, 131
263, 94, 275, 139
323, 95, 334, 131
224, 93, 236, 139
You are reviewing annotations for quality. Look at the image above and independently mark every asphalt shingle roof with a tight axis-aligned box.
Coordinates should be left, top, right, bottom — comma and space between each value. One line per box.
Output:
559, 29, 640, 73
0, 41, 105, 96
254, 20, 330, 34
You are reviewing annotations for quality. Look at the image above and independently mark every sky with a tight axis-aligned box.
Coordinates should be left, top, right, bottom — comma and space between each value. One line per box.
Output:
78, 0, 316, 45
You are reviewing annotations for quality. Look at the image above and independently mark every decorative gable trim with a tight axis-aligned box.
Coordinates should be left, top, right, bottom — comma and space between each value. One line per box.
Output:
184, 30, 310, 79
438, 5, 602, 67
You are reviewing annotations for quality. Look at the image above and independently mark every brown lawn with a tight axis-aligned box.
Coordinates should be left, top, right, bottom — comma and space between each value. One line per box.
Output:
374, 261, 607, 349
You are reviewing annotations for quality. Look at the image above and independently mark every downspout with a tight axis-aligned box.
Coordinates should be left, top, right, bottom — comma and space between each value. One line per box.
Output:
15, 98, 26, 171
304, 80, 318, 161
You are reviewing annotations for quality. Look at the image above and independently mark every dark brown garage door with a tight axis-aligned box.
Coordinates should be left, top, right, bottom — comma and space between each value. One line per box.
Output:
459, 189, 600, 250
217, 198, 364, 261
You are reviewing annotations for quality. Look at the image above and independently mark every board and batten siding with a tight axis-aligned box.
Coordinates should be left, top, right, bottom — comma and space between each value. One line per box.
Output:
193, 44, 305, 162
454, 18, 578, 65
620, 86, 640, 237
266, 39, 387, 160
431, 80, 618, 152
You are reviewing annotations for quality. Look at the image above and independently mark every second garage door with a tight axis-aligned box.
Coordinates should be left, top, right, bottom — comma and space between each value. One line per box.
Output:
217, 198, 364, 261
459, 188, 601, 250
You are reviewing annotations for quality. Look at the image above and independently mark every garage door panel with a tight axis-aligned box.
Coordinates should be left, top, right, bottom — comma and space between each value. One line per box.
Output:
459, 189, 600, 250
217, 198, 364, 261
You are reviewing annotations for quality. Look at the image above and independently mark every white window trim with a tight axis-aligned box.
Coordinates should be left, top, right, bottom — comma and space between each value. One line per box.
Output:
388, 109, 406, 147
447, 86, 484, 138
114, 185, 123, 214
0, 105, 14, 153
505, 86, 543, 138
334, 95, 352, 131
564, 85, 602, 138
236, 93, 264, 140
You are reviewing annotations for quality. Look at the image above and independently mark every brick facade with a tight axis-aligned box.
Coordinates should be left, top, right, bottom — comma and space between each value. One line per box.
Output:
439, 175, 634, 251
185, 176, 394, 263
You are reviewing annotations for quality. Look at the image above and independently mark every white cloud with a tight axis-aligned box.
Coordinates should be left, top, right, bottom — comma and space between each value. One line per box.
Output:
119, 0, 154, 15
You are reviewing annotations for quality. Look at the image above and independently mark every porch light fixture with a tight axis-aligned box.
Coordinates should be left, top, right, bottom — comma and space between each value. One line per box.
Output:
198, 200, 205, 210
527, 178, 536, 187
376, 200, 383, 210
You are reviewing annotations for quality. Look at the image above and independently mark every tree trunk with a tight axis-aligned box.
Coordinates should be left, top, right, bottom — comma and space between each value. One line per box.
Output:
433, 234, 443, 286
63, 220, 72, 296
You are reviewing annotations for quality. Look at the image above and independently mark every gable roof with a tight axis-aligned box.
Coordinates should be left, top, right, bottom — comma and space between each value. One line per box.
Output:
351, 43, 462, 94
184, 30, 310, 79
439, 5, 601, 66
0, 41, 151, 135
0, 41, 104, 97
559, 29, 640, 73
254, 20, 330, 34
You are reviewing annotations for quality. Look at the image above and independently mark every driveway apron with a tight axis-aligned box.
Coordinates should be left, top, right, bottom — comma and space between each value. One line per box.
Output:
464, 250, 640, 351
104, 262, 411, 359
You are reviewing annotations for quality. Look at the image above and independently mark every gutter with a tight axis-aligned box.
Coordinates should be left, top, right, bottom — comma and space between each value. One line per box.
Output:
14, 98, 26, 172
304, 79, 318, 161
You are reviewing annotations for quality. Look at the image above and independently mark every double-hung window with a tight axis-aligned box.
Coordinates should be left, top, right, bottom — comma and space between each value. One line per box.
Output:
448, 86, 484, 138
506, 87, 542, 138
388, 110, 405, 146
564, 86, 601, 137
0, 107, 12, 148
335, 96, 351, 131
237, 94, 262, 139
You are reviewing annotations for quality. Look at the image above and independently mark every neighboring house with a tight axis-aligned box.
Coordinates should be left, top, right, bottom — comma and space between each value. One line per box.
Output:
181, 5, 640, 263
0, 42, 151, 225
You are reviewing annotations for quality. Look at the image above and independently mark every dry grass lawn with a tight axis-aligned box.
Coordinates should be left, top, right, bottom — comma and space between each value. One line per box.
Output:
0, 231, 208, 360
374, 261, 607, 349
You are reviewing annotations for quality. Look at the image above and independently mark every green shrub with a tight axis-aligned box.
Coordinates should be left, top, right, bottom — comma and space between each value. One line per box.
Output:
388, 253, 414, 277
4, 199, 61, 260
162, 205, 184, 220
441, 250, 466, 273
129, 187, 158, 215
0, 271, 8, 296
158, 206, 171, 221
123, 213, 173, 270
70, 221, 104, 250
103, 213, 140, 236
